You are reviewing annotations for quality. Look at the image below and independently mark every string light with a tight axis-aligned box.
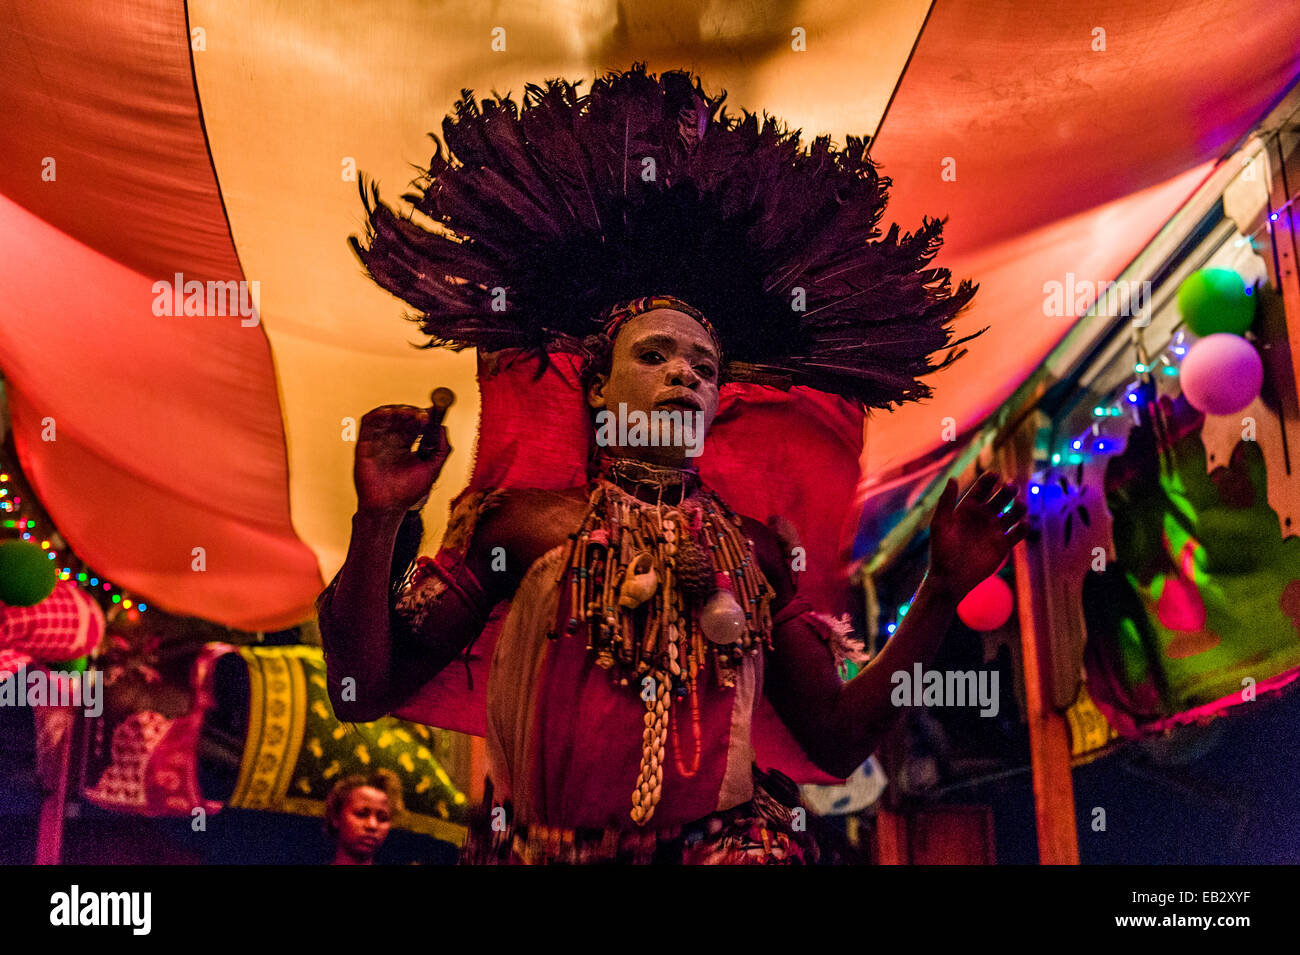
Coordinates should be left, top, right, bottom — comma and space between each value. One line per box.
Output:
1, 459, 146, 616
1231, 180, 1300, 247
1036, 321, 1200, 480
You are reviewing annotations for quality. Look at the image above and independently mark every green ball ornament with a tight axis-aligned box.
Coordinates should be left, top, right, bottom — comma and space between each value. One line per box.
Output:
0, 538, 58, 606
1176, 268, 1256, 337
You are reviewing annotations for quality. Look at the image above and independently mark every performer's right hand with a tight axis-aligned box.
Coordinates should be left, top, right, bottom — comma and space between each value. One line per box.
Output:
353, 403, 451, 515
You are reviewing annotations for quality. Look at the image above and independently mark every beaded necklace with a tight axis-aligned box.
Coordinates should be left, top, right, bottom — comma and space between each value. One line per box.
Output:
550, 454, 774, 825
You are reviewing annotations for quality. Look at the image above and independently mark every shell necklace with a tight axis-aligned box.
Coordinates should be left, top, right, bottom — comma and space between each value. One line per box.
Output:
551, 454, 774, 825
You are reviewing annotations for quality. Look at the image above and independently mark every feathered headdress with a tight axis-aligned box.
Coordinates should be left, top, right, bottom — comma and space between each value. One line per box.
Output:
349, 61, 982, 409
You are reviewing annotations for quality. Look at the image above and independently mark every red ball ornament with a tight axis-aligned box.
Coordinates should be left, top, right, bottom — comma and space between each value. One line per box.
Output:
957, 575, 1014, 631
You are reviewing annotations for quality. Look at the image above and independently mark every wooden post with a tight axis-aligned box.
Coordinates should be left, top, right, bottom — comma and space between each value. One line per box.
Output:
1002, 423, 1080, 864
34, 703, 78, 865
874, 807, 909, 864
1261, 128, 1300, 531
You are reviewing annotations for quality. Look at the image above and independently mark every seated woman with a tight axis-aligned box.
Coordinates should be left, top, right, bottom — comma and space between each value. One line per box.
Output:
325, 769, 401, 866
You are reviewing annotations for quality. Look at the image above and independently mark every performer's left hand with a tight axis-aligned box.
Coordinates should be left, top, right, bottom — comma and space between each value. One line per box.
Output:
926, 471, 1029, 601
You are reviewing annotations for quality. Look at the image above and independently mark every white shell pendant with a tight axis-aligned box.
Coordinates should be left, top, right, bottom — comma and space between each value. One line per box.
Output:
618, 551, 659, 609
699, 588, 746, 645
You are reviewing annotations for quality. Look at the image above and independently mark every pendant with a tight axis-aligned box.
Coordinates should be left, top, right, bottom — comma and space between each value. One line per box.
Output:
699, 588, 746, 644
617, 551, 659, 609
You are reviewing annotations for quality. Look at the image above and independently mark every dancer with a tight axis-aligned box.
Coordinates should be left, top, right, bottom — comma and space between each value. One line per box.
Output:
318, 65, 1026, 863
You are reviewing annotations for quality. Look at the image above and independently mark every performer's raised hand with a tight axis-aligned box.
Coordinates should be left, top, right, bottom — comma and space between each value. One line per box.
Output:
353, 400, 452, 516
927, 471, 1029, 600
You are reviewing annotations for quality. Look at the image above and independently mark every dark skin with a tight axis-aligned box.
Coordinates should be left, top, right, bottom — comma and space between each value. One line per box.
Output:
321, 310, 1029, 779
330, 786, 392, 866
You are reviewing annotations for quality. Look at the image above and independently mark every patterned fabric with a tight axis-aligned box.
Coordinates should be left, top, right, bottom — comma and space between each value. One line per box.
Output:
600, 295, 723, 360
82, 643, 224, 816
0, 647, 30, 675
226, 644, 470, 843
460, 766, 821, 865
1084, 395, 1300, 736
0, 579, 104, 672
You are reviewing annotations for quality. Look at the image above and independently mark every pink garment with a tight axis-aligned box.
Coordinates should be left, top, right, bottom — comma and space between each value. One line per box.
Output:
483, 543, 761, 829
397, 350, 864, 784
81, 642, 227, 817
0, 579, 105, 673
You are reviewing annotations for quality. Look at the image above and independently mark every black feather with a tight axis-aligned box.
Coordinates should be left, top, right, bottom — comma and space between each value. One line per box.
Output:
349, 61, 983, 410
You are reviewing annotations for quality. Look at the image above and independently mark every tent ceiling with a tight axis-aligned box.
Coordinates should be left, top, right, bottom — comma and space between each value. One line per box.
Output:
1, 0, 1297, 628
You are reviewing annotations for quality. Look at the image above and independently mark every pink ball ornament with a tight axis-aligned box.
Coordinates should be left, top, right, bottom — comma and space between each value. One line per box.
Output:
1180, 333, 1262, 415
957, 575, 1014, 631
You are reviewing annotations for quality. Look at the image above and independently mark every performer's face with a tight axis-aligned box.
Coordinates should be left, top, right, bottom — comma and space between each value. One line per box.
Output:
336, 786, 392, 862
588, 309, 720, 465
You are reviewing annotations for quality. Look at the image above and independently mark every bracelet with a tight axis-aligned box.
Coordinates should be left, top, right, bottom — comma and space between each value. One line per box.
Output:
393, 552, 490, 633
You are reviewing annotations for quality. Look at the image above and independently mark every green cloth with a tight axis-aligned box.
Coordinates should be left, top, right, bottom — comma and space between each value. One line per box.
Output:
1087, 403, 1300, 727
227, 645, 469, 844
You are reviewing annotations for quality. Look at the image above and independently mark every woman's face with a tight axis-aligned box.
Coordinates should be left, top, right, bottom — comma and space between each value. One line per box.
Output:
336, 786, 392, 860
587, 309, 720, 465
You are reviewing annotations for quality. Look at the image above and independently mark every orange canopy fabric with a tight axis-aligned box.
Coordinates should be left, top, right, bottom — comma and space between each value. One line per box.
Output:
1, 0, 1298, 632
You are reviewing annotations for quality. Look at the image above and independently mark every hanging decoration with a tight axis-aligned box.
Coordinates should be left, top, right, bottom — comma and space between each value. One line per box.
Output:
549, 457, 775, 825
0, 454, 147, 621
0, 538, 56, 606
1179, 332, 1264, 415
956, 574, 1015, 631
1081, 392, 1300, 736
1175, 267, 1257, 336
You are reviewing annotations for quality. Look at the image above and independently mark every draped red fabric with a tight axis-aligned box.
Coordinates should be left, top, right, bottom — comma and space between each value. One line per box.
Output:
396, 351, 862, 782
4, 0, 1298, 641
861, 0, 1300, 495
0, 3, 321, 629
